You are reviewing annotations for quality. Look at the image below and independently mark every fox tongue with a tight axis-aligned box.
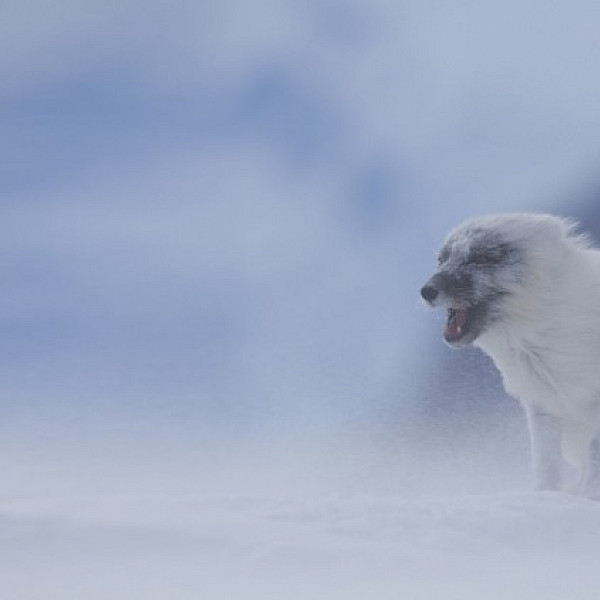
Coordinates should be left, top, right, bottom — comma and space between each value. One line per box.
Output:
444, 308, 468, 340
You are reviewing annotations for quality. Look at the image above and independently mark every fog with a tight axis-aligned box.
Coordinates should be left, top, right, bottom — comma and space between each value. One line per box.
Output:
3, 1, 600, 598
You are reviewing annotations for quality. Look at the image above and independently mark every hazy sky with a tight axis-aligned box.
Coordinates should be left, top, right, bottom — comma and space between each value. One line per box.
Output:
2, 0, 600, 445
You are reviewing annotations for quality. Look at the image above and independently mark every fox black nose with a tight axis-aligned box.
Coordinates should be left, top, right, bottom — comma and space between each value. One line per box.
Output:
421, 285, 439, 302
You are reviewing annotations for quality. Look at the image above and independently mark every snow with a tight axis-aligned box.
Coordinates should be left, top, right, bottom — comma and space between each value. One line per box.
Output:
2, 421, 597, 599
3, 463, 600, 599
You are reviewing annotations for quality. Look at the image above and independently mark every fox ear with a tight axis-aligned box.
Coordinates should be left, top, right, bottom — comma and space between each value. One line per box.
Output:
559, 217, 591, 249
533, 215, 591, 250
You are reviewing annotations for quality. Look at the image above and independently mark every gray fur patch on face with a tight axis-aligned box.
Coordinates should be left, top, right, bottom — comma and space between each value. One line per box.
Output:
441, 228, 506, 265
442, 226, 521, 268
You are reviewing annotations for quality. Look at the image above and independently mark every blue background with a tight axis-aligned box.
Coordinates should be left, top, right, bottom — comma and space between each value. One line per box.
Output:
2, 1, 600, 474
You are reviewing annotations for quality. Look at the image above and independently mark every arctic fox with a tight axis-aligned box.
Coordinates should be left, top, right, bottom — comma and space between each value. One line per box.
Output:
422, 213, 600, 497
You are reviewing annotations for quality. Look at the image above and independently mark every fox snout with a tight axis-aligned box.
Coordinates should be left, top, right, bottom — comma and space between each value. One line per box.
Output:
421, 272, 473, 307
420, 284, 438, 303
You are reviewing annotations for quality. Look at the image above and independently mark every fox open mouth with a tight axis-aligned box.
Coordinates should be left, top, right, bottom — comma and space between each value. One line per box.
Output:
442, 300, 495, 347
444, 307, 471, 344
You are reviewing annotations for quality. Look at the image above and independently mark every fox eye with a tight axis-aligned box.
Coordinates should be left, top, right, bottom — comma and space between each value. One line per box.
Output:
469, 242, 510, 266
438, 248, 450, 265
470, 251, 499, 266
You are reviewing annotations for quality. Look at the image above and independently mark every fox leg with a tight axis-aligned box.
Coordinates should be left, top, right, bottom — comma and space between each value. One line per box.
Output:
527, 408, 562, 491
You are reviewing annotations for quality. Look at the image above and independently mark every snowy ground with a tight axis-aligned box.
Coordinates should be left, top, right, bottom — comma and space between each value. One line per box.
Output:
2, 491, 600, 599
3, 437, 600, 600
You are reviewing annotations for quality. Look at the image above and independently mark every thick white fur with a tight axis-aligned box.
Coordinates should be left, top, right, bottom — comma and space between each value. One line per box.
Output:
454, 214, 600, 495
